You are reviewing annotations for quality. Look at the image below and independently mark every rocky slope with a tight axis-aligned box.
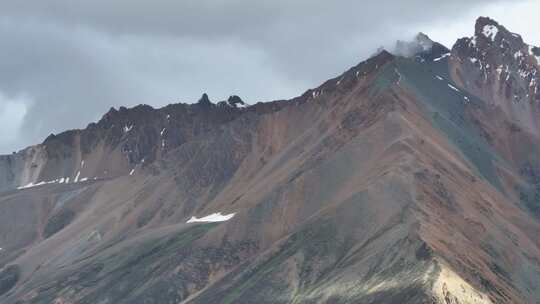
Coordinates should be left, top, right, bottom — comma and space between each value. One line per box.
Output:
1, 17, 540, 304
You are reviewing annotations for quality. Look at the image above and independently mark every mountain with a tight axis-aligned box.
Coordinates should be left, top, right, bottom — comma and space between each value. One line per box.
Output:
1, 17, 540, 304
451, 17, 540, 133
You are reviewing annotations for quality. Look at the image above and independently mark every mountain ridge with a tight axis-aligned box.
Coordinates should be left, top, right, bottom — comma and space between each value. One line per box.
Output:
0, 17, 540, 304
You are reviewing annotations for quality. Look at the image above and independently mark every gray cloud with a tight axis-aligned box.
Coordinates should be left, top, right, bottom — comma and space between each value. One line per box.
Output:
0, 0, 529, 153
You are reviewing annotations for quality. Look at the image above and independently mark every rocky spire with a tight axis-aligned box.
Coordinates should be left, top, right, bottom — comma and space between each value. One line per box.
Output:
197, 93, 212, 106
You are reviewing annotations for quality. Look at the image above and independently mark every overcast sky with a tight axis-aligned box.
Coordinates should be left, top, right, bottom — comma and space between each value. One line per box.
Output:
0, 1, 538, 154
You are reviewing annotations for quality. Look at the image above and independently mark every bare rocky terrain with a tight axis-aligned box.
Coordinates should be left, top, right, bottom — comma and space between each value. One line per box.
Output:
0, 17, 540, 303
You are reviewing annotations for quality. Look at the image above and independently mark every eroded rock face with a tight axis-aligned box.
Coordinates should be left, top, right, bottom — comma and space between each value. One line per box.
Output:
0, 146, 47, 192
0, 97, 258, 192
432, 264, 493, 304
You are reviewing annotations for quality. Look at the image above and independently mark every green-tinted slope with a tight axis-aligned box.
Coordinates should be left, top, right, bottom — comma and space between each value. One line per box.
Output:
391, 57, 505, 191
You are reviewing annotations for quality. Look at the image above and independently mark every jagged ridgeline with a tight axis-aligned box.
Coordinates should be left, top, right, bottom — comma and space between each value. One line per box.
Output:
1, 17, 540, 304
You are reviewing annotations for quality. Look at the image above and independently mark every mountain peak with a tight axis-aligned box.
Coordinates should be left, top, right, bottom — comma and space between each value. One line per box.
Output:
471, 16, 524, 47
392, 32, 449, 62
475, 16, 499, 29
394, 32, 434, 57
198, 93, 212, 106
450, 16, 540, 132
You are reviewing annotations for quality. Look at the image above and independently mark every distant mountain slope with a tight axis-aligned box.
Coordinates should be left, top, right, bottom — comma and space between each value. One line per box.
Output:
1, 17, 540, 304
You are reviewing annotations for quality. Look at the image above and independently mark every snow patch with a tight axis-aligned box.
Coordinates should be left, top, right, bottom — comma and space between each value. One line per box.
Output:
470, 36, 477, 47
236, 102, 249, 108
448, 84, 460, 92
482, 25, 499, 41
129, 168, 135, 176
18, 181, 47, 189
17, 166, 100, 190
496, 66, 503, 76
123, 124, 134, 133
187, 212, 235, 223
394, 68, 402, 85
519, 69, 530, 79
433, 53, 450, 62
16, 175, 90, 190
